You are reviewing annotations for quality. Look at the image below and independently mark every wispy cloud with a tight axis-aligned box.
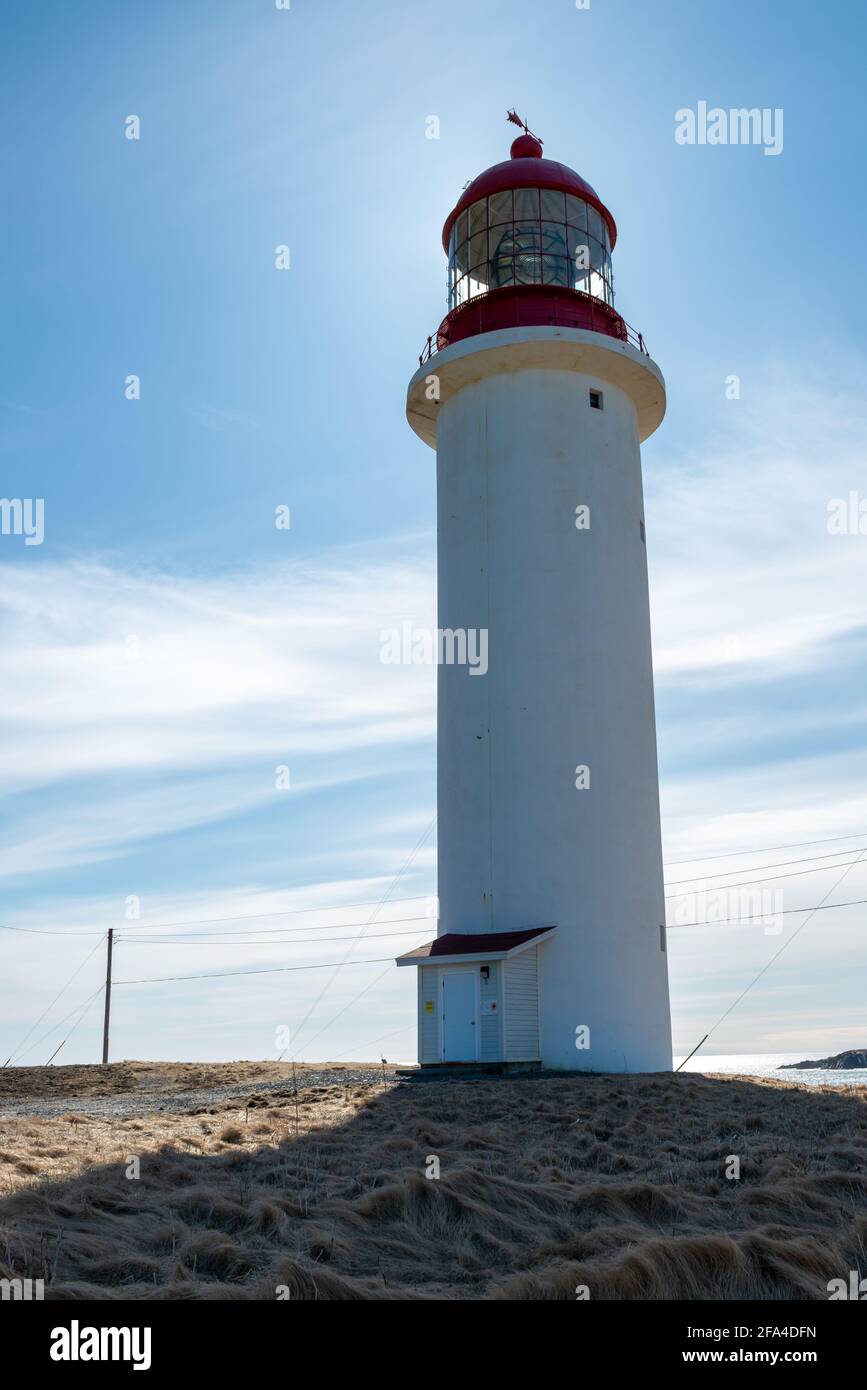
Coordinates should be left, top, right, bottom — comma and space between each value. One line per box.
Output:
2, 371, 867, 1059
649, 370, 867, 684
0, 544, 436, 784
185, 403, 265, 434
0, 541, 438, 879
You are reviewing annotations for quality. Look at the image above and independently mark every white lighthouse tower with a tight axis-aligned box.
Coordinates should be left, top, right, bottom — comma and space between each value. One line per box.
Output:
397, 118, 672, 1074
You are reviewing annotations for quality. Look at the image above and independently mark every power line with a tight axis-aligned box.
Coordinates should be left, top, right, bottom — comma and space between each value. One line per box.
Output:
292, 956, 419, 1061
3, 935, 104, 1066
13, 986, 105, 1064
120, 849, 865, 938
667, 894, 867, 929
115, 955, 404, 986
664, 855, 867, 898
325, 1024, 416, 1062
118, 914, 433, 942
288, 815, 437, 1057
4, 829, 867, 942
0, 923, 107, 938
664, 845, 867, 886
112, 895, 433, 934
46, 988, 105, 1066
5, 822, 866, 1069
664, 829, 867, 867
3, 844, 860, 943
0, 896, 434, 940
684, 849, 867, 1060
120, 925, 435, 947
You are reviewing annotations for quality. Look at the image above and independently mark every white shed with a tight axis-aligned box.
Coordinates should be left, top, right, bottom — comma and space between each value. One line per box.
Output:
396, 928, 555, 1069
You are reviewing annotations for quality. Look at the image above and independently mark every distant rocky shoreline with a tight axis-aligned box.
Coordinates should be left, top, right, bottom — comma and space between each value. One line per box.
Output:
780, 1048, 867, 1071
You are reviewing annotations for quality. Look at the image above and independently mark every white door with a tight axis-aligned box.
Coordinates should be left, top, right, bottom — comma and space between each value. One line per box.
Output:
442, 971, 477, 1061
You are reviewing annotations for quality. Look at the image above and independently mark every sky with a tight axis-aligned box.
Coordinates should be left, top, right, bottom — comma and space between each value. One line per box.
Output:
1, 0, 866, 1068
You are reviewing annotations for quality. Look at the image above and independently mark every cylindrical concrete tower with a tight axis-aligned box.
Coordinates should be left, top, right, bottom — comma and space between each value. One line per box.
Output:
399, 121, 672, 1074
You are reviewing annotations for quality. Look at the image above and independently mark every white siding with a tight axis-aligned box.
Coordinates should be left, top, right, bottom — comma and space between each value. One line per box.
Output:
503, 948, 540, 1060
479, 962, 501, 1062
415, 333, 672, 1073
419, 966, 439, 1063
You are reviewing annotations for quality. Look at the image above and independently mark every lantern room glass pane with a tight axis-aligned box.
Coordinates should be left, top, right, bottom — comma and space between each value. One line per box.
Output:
469, 266, 489, 300
469, 199, 487, 239
568, 228, 591, 286
512, 222, 542, 283
567, 225, 589, 260
566, 195, 587, 230
489, 190, 513, 225
542, 221, 569, 257
515, 255, 542, 285
514, 187, 540, 221
469, 230, 487, 272
543, 256, 570, 287
489, 224, 515, 281
541, 188, 566, 222
491, 254, 515, 287
453, 240, 470, 274
587, 205, 604, 245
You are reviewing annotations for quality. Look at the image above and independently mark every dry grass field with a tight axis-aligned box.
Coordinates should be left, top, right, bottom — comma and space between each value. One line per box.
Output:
1, 1062, 866, 1300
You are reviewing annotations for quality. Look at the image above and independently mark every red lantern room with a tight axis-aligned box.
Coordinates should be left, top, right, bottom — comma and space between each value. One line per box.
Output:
421, 114, 645, 364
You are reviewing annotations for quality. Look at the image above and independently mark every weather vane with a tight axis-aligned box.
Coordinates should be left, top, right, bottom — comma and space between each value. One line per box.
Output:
506, 109, 543, 147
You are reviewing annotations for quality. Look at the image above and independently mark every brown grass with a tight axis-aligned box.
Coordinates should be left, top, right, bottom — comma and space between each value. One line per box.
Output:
0, 1059, 359, 1103
1, 1064, 866, 1300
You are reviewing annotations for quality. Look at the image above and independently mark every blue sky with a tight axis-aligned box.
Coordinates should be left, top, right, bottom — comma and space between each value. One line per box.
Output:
2, 0, 867, 1067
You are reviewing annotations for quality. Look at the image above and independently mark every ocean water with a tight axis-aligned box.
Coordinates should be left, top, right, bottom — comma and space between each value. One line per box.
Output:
674, 1051, 867, 1088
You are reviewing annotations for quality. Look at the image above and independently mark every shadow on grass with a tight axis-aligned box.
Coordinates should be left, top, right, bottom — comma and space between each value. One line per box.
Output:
1, 1070, 866, 1301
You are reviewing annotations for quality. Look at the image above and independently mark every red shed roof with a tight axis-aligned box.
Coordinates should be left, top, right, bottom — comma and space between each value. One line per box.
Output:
442, 150, 617, 254
396, 926, 555, 966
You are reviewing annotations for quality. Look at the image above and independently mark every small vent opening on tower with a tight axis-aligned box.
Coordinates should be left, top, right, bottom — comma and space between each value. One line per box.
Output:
589, 389, 604, 410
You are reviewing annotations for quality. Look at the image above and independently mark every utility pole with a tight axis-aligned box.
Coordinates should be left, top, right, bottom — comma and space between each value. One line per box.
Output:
101, 928, 113, 1064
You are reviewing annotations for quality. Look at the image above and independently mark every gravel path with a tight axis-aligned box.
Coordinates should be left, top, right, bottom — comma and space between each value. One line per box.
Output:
0, 1067, 400, 1121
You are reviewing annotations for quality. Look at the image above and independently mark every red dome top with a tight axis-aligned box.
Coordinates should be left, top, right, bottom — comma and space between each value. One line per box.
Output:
510, 133, 544, 159
441, 141, 618, 254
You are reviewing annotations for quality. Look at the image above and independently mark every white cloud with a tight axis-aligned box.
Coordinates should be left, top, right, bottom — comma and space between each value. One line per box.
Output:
0, 540, 437, 816
648, 370, 867, 682
3, 371, 867, 1059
